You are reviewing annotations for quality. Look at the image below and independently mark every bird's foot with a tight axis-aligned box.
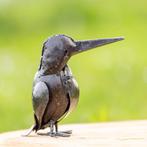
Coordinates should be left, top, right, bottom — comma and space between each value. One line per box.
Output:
37, 121, 72, 137
37, 130, 72, 137
54, 132, 70, 137
58, 130, 72, 134
55, 130, 72, 137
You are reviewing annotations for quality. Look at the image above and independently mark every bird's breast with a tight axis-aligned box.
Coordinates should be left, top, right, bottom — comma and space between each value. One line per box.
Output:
39, 73, 69, 124
60, 65, 79, 117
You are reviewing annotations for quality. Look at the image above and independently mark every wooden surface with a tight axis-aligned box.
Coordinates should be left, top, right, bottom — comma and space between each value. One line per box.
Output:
1, 120, 147, 147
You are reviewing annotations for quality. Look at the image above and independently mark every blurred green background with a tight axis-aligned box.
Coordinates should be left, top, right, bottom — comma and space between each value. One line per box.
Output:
0, 0, 147, 133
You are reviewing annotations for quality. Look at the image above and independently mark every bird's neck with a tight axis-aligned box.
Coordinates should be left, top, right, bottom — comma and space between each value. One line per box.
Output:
38, 63, 67, 76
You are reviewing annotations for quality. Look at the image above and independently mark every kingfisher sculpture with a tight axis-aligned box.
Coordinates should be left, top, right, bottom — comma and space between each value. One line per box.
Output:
24, 34, 124, 137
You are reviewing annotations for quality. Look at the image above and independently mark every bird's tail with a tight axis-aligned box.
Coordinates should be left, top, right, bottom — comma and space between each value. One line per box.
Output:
22, 124, 36, 137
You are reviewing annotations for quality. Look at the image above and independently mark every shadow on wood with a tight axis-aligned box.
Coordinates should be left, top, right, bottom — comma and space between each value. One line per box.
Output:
0, 120, 147, 147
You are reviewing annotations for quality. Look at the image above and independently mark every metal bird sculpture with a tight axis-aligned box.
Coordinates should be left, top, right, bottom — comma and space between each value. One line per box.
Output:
24, 34, 124, 137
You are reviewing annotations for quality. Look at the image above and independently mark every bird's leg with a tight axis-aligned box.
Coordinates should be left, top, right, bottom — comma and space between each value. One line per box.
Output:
37, 121, 71, 137
36, 120, 55, 136
54, 122, 72, 137
49, 120, 55, 137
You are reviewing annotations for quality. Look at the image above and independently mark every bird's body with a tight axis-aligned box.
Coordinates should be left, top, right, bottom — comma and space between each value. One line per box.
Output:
32, 65, 79, 132
24, 34, 124, 137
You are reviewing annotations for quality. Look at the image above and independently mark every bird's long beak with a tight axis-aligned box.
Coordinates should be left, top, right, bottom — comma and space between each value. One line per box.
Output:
72, 37, 124, 55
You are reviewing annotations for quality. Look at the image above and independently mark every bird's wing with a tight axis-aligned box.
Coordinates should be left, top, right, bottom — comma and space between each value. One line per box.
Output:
32, 81, 49, 128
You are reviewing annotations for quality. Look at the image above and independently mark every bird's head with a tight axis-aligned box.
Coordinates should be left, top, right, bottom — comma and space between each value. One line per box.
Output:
40, 34, 124, 74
